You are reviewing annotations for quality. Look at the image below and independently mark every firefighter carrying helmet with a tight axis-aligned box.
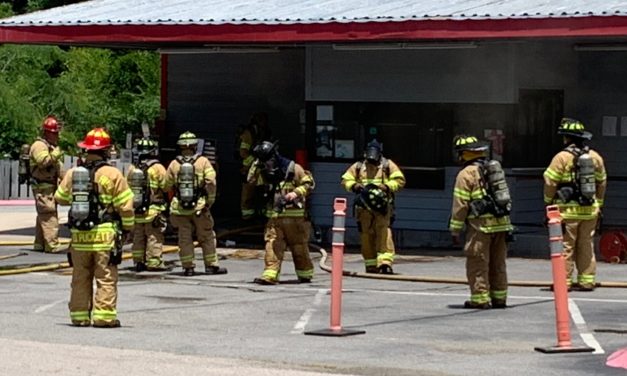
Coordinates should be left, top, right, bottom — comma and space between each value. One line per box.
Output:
177, 131, 198, 147
77, 128, 112, 150
358, 184, 389, 214
42, 115, 61, 133
364, 140, 383, 164
557, 118, 592, 140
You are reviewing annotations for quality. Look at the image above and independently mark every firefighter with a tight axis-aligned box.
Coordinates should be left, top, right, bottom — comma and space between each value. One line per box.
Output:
165, 131, 227, 276
341, 140, 405, 274
238, 112, 272, 220
54, 128, 134, 327
543, 118, 607, 291
250, 141, 315, 285
127, 137, 169, 272
449, 135, 513, 309
28, 115, 64, 253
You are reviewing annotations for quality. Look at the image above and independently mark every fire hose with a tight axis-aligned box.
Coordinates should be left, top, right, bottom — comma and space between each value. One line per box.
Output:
0, 224, 263, 276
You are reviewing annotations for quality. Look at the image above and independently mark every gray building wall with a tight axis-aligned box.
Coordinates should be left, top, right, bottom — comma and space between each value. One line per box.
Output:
164, 41, 627, 254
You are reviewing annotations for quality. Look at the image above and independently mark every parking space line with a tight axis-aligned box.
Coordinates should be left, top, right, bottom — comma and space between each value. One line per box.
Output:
34, 299, 65, 313
568, 298, 605, 354
291, 289, 326, 334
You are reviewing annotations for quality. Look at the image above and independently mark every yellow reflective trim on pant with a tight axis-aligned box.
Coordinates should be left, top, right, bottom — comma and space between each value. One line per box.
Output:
241, 209, 255, 216
479, 224, 514, 233
471, 292, 490, 304
596, 199, 604, 207
578, 274, 595, 284
70, 311, 90, 321
121, 216, 135, 226
146, 258, 163, 267
99, 194, 113, 204
92, 309, 117, 321
203, 254, 218, 264
32, 182, 56, 190
377, 251, 394, 263
364, 259, 377, 267
557, 204, 597, 220
113, 189, 133, 206
268, 209, 306, 218
449, 219, 464, 231
453, 188, 471, 200
240, 142, 251, 150
132, 250, 144, 259
180, 255, 194, 262
543, 168, 562, 182
544, 195, 553, 204
490, 290, 507, 299
296, 269, 314, 279
262, 269, 279, 280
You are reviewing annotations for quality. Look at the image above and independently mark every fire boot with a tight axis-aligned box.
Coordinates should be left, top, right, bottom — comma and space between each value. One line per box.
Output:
253, 277, 278, 285
365, 266, 378, 273
135, 262, 147, 273
298, 277, 311, 284
491, 300, 507, 309
183, 268, 195, 277
93, 320, 121, 328
463, 301, 491, 309
205, 266, 228, 275
378, 264, 394, 275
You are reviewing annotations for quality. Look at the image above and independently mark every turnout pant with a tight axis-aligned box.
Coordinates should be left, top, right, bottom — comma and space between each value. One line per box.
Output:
260, 217, 314, 282
240, 181, 256, 219
355, 207, 395, 270
562, 218, 598, 288
32, 186, 59, 252
464, 227, 508, 305
131, 221, 165, 268
171, 210, 219, 269
68, 248, 118, 326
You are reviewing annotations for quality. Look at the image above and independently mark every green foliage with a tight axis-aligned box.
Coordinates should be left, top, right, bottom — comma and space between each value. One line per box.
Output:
0, 0, 159, 157
0, 45, 160, 157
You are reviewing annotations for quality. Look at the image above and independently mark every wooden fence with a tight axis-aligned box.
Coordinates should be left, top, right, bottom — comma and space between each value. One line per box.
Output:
0, 157, 132, 200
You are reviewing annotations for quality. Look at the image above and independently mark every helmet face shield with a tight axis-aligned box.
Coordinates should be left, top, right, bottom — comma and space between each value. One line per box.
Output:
252, 141, 278, 163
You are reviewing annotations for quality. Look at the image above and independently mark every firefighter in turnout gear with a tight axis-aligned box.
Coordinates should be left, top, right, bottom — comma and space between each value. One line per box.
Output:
449, 135, 512, 309
341, 140, 405, 274
249, 141, 315, 285
127, 137, 169, 272
165, 131, 227, 276
543, 118, 607, 291
27, 115, 64, 253
54, 128, 134, 327
238, 112, 272, 220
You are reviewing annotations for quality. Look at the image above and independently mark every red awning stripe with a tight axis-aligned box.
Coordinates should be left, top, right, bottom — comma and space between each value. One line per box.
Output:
2, 16, 627, 44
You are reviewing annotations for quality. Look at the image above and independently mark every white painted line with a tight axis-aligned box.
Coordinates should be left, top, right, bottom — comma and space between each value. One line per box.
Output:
291, 288, 326, 334
568, 298, 605, 354
34, 299, 65, 314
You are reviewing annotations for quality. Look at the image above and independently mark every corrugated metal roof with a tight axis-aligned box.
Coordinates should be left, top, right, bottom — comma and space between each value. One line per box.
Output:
1, 0, 626, 26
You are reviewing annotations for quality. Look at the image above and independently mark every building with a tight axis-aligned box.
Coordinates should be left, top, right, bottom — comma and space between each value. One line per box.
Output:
2, 1, 627, 254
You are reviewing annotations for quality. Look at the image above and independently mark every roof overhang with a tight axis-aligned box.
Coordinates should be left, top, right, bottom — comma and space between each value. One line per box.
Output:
3, 16, 627, 48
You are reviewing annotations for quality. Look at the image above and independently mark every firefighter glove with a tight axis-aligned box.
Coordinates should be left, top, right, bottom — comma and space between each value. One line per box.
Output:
352, 183, 364, 194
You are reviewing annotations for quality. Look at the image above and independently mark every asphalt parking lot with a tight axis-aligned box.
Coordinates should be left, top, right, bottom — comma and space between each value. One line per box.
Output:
1, 205, 627, 376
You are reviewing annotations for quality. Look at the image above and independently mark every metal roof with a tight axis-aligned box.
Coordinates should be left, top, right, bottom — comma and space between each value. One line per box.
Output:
1, 0, 627, 26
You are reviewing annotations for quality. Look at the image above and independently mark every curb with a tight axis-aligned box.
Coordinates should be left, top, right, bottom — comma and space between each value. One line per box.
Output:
0, 200, 35, 206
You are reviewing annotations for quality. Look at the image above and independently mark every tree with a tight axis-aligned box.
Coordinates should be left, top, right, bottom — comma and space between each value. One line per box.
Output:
0, 2, 160, 157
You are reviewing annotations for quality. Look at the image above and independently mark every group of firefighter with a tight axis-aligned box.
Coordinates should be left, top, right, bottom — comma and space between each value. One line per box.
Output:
22, 113, 605, 327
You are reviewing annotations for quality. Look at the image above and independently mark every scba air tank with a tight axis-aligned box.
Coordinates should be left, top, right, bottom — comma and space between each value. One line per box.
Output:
578, 153, 596, 200
485, 160, 512, 211
129, 168, 146, 209
71, 166, 91, 226
178, 163, 196, 209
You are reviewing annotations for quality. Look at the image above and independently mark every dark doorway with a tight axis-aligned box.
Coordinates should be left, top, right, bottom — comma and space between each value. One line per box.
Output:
510, 89, 564, 167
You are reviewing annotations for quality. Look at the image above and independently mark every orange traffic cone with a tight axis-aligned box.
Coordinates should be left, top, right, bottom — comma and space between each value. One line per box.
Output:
535, 205, 594, 354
